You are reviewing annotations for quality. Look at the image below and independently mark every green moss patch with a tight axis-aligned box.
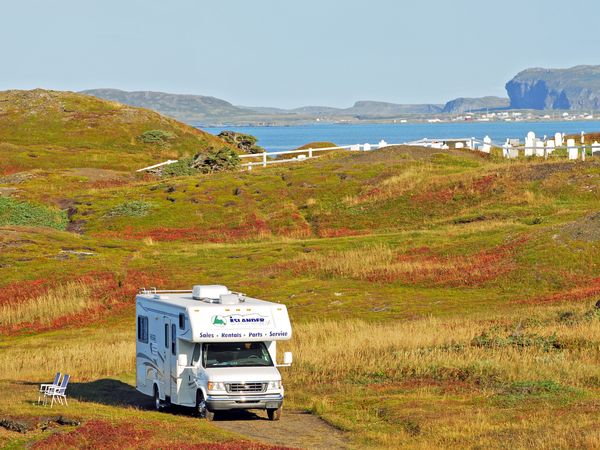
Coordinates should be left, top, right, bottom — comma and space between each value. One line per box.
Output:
0, 198, 67, 230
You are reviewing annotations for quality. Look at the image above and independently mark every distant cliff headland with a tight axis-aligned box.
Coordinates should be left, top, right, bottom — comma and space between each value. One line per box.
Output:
81, 65, 600, 126
506, 65, 600, 110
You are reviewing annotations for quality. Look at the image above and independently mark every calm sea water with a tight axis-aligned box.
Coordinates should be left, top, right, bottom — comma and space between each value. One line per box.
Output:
202, 121, 600, 152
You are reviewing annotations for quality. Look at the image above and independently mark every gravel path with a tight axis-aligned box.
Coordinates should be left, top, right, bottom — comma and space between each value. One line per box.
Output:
212, 409, 349, 449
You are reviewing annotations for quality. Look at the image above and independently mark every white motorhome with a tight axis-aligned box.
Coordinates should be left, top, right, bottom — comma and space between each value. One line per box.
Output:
135, 285, 293, 421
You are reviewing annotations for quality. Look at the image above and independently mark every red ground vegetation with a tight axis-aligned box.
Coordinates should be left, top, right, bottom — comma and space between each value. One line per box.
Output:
412, 174, 498, 204
317, 227, 369, 238
33, 419, 296, 450
373, 237, 527, 287
272, 212, 312, 238
356, 186, 385, 203
0, 278, 50, 306
0, 269, 167, 335
411, 186, 455, 204
521, 276, 600, 305
471, 174, 497, 194
99, 214, 272, 242
290, 237, 528, 287
0, 165, 26, 176
88, 179, 131, 189
33, 420, 149, 450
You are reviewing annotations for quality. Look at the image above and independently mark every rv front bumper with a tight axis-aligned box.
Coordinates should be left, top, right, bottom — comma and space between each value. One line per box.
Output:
205, 394, 283, 411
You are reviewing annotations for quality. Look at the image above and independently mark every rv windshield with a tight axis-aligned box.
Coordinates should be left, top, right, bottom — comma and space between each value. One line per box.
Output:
202, 342, 273, 368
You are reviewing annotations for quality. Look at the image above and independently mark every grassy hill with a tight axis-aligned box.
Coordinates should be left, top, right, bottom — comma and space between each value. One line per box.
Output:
0, 89, 234, 173
80, 88, 257, 123
1, 111, 600, 448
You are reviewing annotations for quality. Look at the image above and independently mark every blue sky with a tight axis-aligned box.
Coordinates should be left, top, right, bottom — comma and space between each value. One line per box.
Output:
2, 0, 599, 108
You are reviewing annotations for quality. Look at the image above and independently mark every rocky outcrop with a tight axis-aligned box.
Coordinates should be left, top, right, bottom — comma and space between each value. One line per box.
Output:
442, 96, 509, 114
505, 65, 600, 110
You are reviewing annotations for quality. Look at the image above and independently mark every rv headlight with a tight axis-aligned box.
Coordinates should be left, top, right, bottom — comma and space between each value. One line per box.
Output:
267, 380, 282, 390
207, 381, 226, 391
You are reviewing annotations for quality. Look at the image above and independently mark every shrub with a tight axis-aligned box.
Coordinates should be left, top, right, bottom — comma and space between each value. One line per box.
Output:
218, 131, 264, 154
138, 129, 175, 145
160, 158, 198, 177
191, 147, 240, 173
160, 148, 240, 177
106, 201, 153, 217
0, 197, 67, 230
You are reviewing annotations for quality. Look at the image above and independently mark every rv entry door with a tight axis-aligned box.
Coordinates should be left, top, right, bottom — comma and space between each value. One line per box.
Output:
169, 322, 178, 400
161, 318, 173, 399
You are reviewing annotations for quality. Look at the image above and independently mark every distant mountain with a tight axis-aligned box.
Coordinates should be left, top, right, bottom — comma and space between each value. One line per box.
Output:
505, 65, 600, 110
84, 88, 531, 125
238, 106, 292, 115
242, 101, 443, 118
80, 88, 255, 122
345, 101, 443, 117
240, 105, 344, 116
290, 105, 345, 115
442, 96, 509, 114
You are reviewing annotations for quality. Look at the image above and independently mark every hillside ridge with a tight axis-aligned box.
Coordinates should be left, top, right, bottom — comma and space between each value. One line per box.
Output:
0, 88, 234, 172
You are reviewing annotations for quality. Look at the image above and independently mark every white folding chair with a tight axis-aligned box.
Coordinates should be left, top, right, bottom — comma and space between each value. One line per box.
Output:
38, 372, 61, 404
44, 374, 70, 407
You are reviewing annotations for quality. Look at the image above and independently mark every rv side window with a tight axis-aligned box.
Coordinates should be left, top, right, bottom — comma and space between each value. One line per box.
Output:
179, 313, 185, 330
164, 324, 169, 349
137, 316, 148, 343
171, 324, 176, 355
191, 343, 201, 365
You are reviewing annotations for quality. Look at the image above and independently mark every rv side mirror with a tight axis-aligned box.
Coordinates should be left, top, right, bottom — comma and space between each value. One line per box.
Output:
177, 353, 188, 367
283, 352, 293, 365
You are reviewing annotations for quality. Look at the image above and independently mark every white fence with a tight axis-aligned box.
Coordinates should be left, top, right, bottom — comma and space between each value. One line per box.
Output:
405, 133, 600, 160
136, 141, 394, 172
238, 141, 394, 169
136, 133, 600, 172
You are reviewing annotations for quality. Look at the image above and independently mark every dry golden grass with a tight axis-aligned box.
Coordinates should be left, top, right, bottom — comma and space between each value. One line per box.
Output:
278, 307, 600, 448
289, 240, 519, 286
0, 328, 133, 381
10, 305, 600, 386
344, 164, 430, 205
2, 304, 600, 449
282, 304, 600, 388
294, 244, 395, 279
0, 281, 98, 327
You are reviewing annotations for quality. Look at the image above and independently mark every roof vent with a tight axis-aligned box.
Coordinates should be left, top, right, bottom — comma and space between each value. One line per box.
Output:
220, 294, 241, 305
192, 285, 229, 301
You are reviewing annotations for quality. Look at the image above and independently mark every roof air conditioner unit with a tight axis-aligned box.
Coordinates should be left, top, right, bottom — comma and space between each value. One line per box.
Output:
192, 285, 229, 301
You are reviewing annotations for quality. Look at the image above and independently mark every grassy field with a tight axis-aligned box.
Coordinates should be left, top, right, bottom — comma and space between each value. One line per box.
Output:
1, 90, 600, 448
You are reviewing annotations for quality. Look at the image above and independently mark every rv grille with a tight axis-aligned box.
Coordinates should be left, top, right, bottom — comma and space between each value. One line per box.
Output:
226, 382, 266, 394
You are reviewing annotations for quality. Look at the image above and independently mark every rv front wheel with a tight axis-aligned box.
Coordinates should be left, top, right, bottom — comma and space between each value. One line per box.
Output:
196, 391, 215, 421
267, 407, 282, 421
153, 386, 162, 411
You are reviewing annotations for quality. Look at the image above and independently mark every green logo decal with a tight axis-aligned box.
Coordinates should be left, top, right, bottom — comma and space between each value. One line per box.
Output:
212, 315, 226, 326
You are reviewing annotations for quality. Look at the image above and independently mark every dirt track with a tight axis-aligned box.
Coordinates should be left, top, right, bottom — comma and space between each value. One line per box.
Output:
212, 409, 349, 449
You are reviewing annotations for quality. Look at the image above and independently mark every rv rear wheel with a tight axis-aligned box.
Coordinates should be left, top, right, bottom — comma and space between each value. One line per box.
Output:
196, 391, 215, 421
267, 407, 282, 421
153, 385, 163, 411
